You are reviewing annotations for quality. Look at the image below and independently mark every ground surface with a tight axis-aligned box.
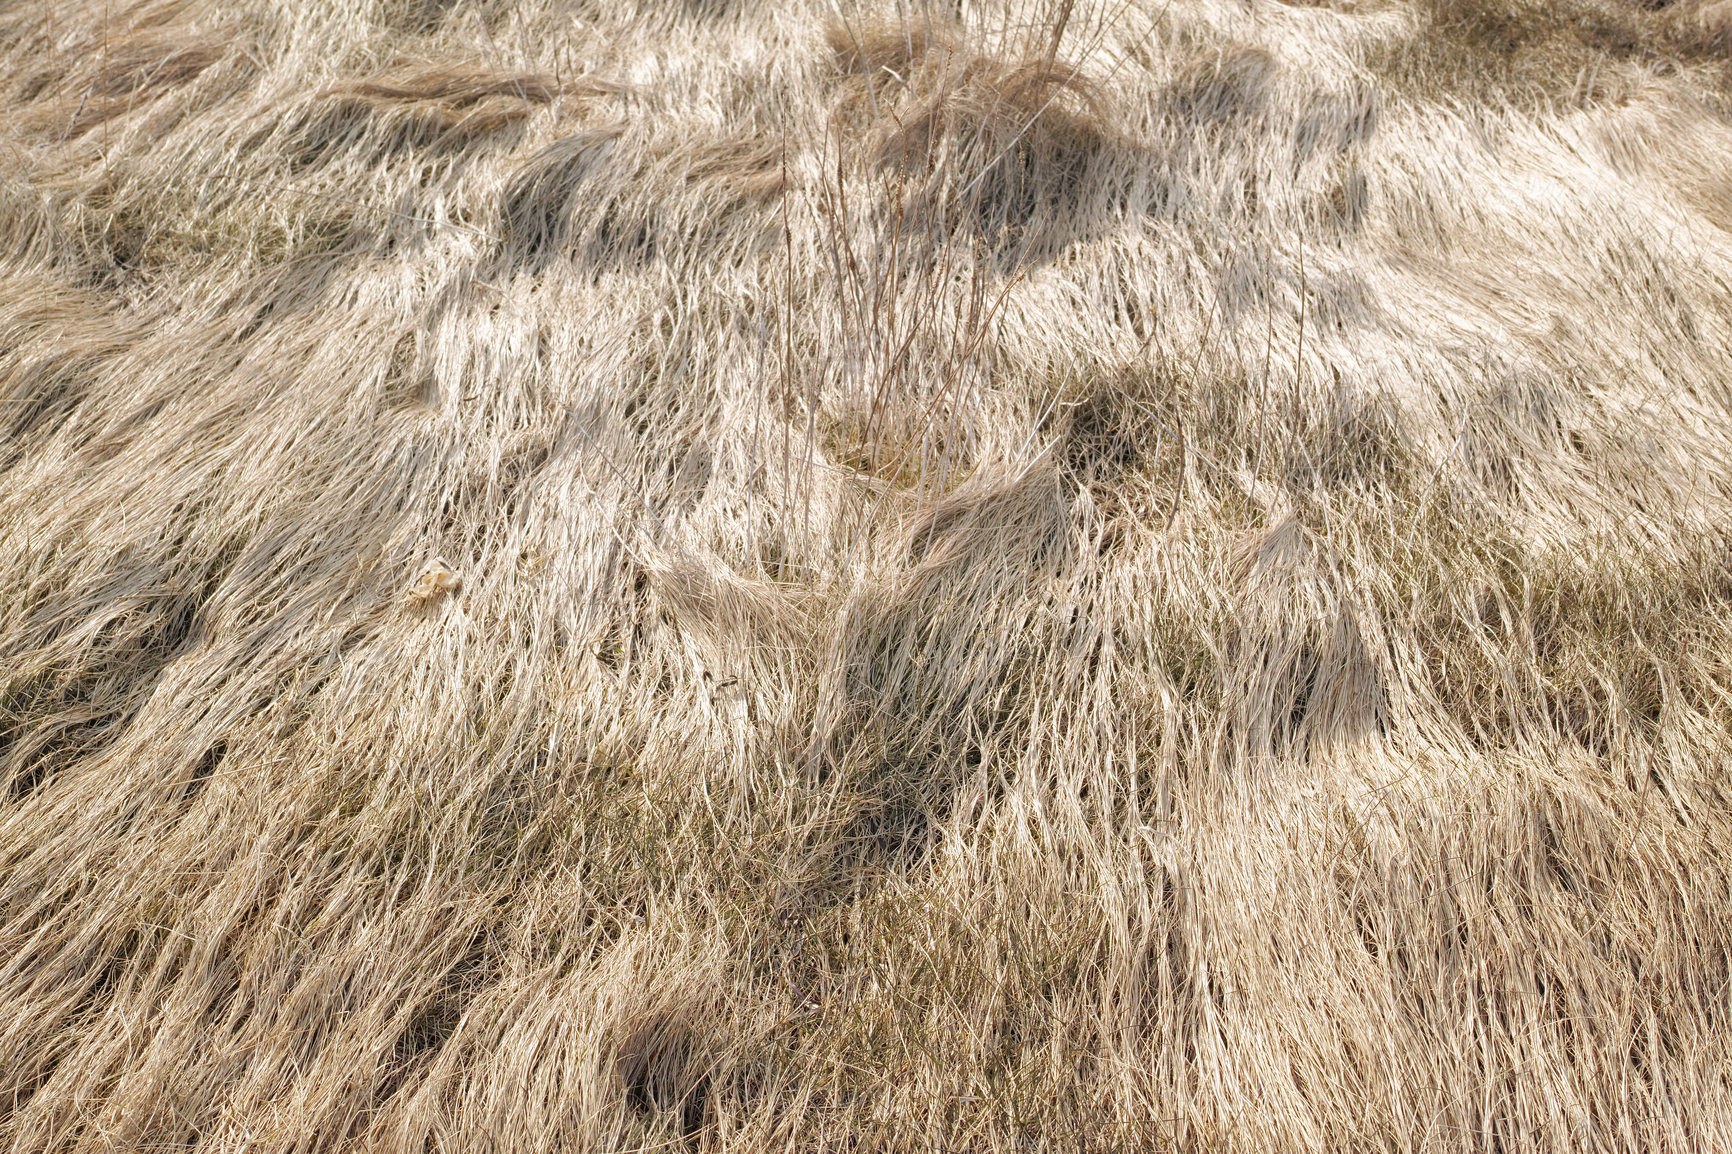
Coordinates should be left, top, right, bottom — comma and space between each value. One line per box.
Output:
4, 0, 1732, 1150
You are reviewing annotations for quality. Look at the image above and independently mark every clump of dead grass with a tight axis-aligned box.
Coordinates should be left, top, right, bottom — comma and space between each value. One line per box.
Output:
826, 13, 1124, 260
290, 62, 562, 162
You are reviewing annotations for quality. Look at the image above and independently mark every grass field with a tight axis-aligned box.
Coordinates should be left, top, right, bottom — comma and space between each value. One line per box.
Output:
4, 0, 1732, 1149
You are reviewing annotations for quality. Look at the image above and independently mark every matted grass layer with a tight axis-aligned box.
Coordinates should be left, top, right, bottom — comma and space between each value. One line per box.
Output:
3, 0, 1732, 1150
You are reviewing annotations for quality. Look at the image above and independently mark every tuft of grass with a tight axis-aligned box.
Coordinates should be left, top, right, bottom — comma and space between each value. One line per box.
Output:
827, 14, 1123, 261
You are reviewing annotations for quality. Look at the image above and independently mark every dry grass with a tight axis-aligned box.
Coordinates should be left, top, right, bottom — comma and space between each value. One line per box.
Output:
3, 0, 1732, 1149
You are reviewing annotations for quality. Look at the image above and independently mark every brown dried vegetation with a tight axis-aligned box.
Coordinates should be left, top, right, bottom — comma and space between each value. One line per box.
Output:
4, 0, 1732, 1151
828, 15, 1123, 258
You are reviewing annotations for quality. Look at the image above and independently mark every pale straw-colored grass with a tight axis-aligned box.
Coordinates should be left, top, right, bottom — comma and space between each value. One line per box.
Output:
4, 0, 1732, 1149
